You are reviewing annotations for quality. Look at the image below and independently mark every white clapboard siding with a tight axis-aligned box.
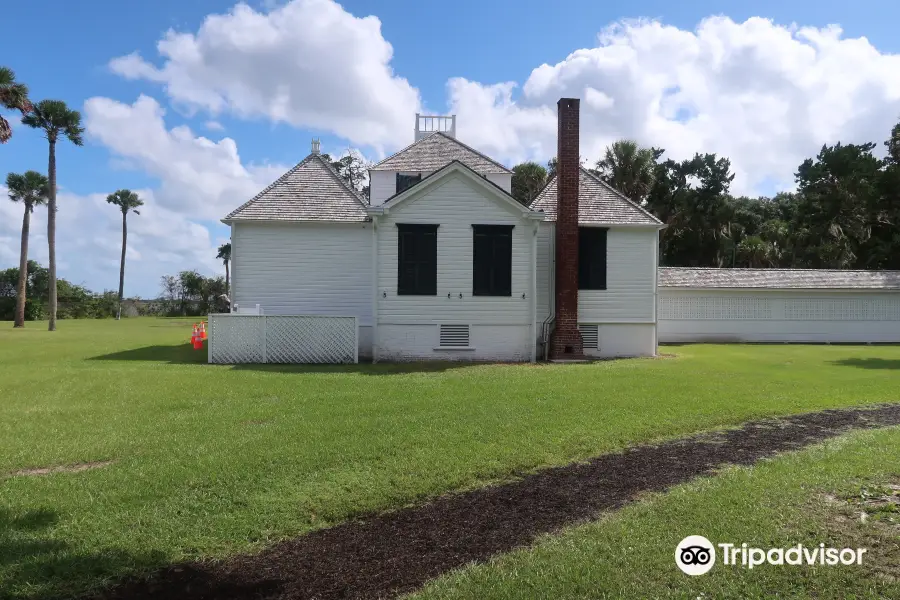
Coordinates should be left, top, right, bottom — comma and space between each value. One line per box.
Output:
377, 173, 532, 326
486, 173, 512, 194
232, 222, 373, 324
578, 228, 658, 323
658, 289, 900, 343
535, 222, 553, 323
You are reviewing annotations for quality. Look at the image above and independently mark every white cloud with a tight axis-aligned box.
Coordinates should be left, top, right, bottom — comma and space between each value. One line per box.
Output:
109, 0, 421, 152
84, 95, 285, 221
448, 17, 900, 194
204, 120, 225, 131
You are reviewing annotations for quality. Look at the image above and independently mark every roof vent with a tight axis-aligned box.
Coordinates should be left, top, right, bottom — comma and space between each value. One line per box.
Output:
311, 138, 321, 155
415, 113, 456, 141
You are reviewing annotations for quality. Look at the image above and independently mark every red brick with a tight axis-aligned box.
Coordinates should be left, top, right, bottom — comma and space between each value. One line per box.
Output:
550, 98, 585, 359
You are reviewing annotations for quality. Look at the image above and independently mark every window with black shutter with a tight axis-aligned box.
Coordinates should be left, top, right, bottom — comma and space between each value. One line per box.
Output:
397, 224, 438, 295
472, 225, 513, 296
578, 227, 608, 290
396, 173, 422, 194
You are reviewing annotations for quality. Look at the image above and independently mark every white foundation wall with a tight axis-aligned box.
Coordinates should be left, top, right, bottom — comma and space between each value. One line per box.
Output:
581, 323, 657, 358
377, 324, 532, 361
658, 289, 900, 343
231, 221, 374, 357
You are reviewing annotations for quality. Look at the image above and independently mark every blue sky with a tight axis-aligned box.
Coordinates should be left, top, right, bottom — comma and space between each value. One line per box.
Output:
2, 0, 899, 297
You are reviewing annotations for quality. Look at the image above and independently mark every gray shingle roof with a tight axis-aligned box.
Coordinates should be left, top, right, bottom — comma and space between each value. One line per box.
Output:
530, 168, 662, 225
370, 132, 512, 175
224, 154, 368, 222
658, 267, 900, 290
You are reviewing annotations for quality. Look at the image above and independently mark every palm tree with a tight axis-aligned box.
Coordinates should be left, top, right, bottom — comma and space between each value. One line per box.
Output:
105, 189, 144, 320
511, 162, 548, 205
0, 67, 32, 143
22, 100, 84, 331
6, 171, 49, 327
216, 242, 232, 295
594, 140, 657, 202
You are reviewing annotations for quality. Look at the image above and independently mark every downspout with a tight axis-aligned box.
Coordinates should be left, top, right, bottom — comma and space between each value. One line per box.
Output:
652, 227, 660, 355
371, 219, 379, 363
230, 223, 236, 312
530, 221, 538, 362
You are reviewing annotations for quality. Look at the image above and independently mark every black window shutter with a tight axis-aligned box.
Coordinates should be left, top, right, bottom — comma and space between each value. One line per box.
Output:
397, 224, 437, 295
473, 225, 513, 296
578, 227, 608, 290
420, 227, 437, 295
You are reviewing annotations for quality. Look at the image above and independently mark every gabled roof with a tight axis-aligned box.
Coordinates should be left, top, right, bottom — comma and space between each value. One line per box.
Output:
370, 132, 512, 175
658, 267, 900, 290
224, 153, 368, 223
530, 168, 662, 226
375, 160, 540, 218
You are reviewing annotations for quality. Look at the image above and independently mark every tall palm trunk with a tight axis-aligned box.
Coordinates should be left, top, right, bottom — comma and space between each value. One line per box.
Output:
224, 260, 230, 296
14, 204, 31, 327
117, 210, 127, 320
47, 138, 57, 331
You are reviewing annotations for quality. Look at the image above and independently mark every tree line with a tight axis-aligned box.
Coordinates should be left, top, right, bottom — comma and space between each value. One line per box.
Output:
510, 121, 900, 270
3, 66, 147, 328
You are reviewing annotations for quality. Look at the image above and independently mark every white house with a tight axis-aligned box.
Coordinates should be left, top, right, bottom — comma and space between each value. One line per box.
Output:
222, 99, 665, 362
219, 98, 900, 364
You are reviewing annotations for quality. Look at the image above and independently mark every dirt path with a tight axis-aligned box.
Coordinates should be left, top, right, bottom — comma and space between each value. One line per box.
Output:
90, 404, 900, 600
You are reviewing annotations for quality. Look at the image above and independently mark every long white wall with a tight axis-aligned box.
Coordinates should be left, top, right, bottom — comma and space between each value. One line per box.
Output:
231, 222, 374, 356
659, 289, 900, 343
376, 172, 533, 361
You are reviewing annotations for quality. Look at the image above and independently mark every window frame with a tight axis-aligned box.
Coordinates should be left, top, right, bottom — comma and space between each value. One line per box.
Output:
472, 224, 514, 297
397, 223, 438, 296
578, 227, 608, 290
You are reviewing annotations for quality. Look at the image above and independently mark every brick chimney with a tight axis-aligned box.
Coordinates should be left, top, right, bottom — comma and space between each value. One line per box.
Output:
550, 98, 584, 359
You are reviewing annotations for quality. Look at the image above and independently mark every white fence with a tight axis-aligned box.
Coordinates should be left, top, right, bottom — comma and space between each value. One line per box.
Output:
208, 314, 358, 364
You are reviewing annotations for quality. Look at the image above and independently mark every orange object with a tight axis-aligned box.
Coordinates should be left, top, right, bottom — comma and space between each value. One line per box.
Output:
191, 324, 203, 350
200, 322, 208, 340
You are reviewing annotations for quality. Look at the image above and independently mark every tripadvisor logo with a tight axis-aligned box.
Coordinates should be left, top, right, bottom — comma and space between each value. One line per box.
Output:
676, 535, 716, 575
675, 536, 867, 575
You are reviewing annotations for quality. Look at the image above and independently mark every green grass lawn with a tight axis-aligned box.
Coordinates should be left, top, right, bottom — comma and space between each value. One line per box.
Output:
410, 427, 900, 600
1, 318, 899, 598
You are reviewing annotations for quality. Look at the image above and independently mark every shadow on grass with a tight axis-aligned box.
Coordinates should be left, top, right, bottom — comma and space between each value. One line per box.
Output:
0, 507, 168, 600
90, 345, 479, 374
830, 358, 900, 370
89, 344, 207, 365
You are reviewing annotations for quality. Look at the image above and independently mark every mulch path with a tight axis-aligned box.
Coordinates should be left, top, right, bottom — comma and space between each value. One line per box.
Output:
90, 404, 900, 600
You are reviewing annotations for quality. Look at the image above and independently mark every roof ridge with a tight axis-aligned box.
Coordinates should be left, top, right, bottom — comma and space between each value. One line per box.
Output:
224, 154, 316, 220
660, 266, 900, 274
371, 132, 512, 174
580, 167, 662, 224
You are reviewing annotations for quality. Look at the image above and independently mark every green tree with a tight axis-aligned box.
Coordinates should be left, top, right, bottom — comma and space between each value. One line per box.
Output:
216, 242, 232, 295
648, 152, 735, 266
22, 100, 84, 331
6, 171, 48, 326
105, 189, 144, 320
594, 140, 659, 202
546, 157, 558, 180
0, 67, 31, 143
511, 161, 547, 205
792, 142, 882, 268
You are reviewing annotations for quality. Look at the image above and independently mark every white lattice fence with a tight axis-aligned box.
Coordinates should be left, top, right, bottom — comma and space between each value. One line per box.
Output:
209, 314, 358, 364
